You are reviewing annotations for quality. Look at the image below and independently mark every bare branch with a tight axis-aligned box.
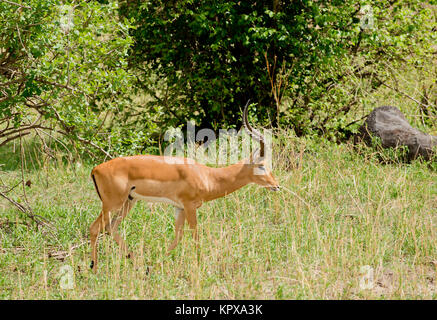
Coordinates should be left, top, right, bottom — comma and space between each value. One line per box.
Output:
375, 76, 430, 109
0, 0, 32, 9
0, 189, 51, 227
58, 130, 113, 159
0, 131, 30, 147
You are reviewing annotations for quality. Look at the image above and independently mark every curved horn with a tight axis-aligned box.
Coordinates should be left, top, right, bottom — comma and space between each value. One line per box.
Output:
242, 100, 265, 158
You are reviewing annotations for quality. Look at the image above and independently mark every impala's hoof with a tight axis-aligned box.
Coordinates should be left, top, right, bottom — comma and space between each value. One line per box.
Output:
90, 260, 94, 269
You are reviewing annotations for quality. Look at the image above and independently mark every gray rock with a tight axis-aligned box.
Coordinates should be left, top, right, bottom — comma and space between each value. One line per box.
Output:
354, 106, 437, 161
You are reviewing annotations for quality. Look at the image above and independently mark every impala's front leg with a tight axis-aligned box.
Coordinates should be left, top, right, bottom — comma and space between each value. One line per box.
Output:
184, 203, 199, 245
167, 207, 185, 252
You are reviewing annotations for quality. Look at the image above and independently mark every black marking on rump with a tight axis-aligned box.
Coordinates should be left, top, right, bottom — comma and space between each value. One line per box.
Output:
128, 186, 136, 201
91, 174, 102, 201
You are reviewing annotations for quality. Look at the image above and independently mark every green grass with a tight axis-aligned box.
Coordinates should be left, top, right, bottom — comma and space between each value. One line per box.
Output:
0, 135, 436, 299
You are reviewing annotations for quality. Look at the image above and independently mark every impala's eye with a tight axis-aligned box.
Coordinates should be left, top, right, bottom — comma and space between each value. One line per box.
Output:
258, 165, 265, 171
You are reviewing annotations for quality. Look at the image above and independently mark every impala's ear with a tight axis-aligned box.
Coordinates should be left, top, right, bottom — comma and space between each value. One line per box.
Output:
250, 148, 263, 164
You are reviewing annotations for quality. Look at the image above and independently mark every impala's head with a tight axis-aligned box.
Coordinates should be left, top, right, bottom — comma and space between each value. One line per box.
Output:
246, 152, 280, 191
243, 100, 280, 192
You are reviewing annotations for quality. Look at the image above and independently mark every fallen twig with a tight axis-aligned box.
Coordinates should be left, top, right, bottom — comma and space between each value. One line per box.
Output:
48, 239, 89, 261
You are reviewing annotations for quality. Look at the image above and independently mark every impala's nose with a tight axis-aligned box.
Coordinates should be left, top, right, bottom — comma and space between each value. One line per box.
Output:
269, 186, 280, 192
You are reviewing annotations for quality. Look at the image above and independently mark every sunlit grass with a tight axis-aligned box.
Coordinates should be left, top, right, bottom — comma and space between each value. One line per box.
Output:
0, 134, 436, 299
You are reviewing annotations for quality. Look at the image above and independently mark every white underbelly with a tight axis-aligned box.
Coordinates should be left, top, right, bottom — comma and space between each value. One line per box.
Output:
130, 191, 183, 208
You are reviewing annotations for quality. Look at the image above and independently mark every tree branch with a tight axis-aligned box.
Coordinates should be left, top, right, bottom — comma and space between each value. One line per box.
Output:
0, 0, 32, 9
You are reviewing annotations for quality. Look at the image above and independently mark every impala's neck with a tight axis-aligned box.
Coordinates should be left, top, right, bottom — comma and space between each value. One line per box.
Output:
204, 161, 252, 201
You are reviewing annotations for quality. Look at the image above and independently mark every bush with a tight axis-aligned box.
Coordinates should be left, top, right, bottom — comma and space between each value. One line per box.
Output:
0, 0, 134, 157
120, 0, 435, 142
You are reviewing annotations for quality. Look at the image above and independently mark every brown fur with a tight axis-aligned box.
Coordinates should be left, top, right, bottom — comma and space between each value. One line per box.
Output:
89, 155, 279, 271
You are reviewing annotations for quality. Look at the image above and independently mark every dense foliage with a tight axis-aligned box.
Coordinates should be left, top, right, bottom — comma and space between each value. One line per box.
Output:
0, 0, 134, 156
120, 0, 436, 141
0, 0, 435, 157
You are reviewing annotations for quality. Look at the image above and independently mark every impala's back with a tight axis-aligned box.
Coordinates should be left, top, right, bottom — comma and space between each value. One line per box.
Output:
91, 155, 211, 210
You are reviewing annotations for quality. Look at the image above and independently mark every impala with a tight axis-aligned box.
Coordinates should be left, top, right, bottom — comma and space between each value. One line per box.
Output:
89, 101, 280, 271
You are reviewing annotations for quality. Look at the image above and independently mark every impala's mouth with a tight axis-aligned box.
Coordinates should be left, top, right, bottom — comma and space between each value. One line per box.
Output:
269, 186, 280, 192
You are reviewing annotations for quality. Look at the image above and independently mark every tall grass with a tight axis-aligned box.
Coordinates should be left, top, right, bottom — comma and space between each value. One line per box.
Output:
0, 132, 436, 299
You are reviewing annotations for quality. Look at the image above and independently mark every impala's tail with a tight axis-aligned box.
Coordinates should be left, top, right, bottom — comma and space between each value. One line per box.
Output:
91, 172, 102, 201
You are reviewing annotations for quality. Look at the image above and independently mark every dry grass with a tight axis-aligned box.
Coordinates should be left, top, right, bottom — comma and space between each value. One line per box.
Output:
0, 133, 436, 299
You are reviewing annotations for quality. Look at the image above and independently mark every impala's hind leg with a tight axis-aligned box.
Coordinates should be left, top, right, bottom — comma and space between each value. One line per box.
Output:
167, 207, 185, 252
106, 199, 137, 258
90, 199, 136, 272
90, 207, 110, 272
